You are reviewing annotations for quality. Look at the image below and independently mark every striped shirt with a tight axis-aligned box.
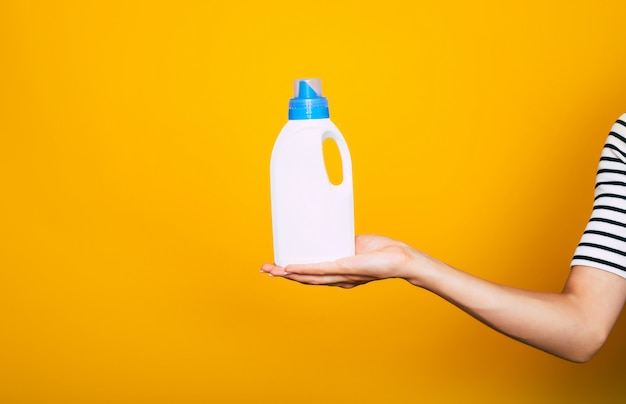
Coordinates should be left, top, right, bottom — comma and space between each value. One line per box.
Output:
572, 113, 626, 279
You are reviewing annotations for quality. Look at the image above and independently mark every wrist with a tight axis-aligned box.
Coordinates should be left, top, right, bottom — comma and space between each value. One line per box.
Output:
402, 247, 445, 289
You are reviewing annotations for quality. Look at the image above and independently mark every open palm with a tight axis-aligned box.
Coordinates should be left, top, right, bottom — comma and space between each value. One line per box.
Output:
261, 235, 414, 288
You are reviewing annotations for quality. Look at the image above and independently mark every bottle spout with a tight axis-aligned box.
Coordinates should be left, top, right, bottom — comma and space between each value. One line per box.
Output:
294, 78, 322, 98
289, 78, 329, 120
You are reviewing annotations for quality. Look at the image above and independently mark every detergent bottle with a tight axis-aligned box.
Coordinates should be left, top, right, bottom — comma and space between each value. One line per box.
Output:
270, 78, 355, 267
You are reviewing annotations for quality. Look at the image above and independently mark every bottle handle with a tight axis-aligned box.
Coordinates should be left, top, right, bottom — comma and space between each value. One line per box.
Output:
322, 131, 353, 188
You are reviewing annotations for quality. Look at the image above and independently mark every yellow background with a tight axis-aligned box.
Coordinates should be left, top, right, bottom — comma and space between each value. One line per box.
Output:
2, 0, 626, 402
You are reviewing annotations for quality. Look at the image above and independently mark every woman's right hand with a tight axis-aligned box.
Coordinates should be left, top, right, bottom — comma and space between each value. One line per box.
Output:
261, 234, 425, 288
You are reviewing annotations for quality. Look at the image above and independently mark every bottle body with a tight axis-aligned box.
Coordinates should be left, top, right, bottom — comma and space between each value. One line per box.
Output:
270, 118, 355, 267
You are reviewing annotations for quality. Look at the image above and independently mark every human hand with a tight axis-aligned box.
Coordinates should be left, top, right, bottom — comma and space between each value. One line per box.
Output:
260, 235, 416, 288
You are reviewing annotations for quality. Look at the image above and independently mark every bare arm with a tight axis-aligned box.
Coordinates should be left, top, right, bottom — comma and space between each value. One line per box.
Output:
410, 257, 626, 362
261, 235, 626, 362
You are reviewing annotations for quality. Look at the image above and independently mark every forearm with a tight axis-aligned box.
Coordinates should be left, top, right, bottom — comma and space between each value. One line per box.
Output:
264, 235, 625, 361
405, 253, 612, 362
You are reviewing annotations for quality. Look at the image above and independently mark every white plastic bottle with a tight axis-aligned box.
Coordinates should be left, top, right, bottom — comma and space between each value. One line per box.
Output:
270, 78, 355, 267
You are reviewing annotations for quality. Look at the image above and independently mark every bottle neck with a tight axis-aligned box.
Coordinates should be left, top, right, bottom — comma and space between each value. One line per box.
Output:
288, 97, 329, 120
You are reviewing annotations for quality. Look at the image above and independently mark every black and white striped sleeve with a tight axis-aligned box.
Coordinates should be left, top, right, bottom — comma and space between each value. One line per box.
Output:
572, 113, 626, 278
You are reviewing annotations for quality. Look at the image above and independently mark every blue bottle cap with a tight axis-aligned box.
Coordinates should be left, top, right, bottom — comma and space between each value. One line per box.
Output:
288, 78, 329, 120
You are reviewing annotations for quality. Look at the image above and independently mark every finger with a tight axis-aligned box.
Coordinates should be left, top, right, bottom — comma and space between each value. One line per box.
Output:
354, 234, 395, 253
260, 263, 278, 273
285, 256, 374, 276
355, 234, 387, 252
283, 273, 371, 286
260, 264, 291, 277
284, 260, 343, 276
